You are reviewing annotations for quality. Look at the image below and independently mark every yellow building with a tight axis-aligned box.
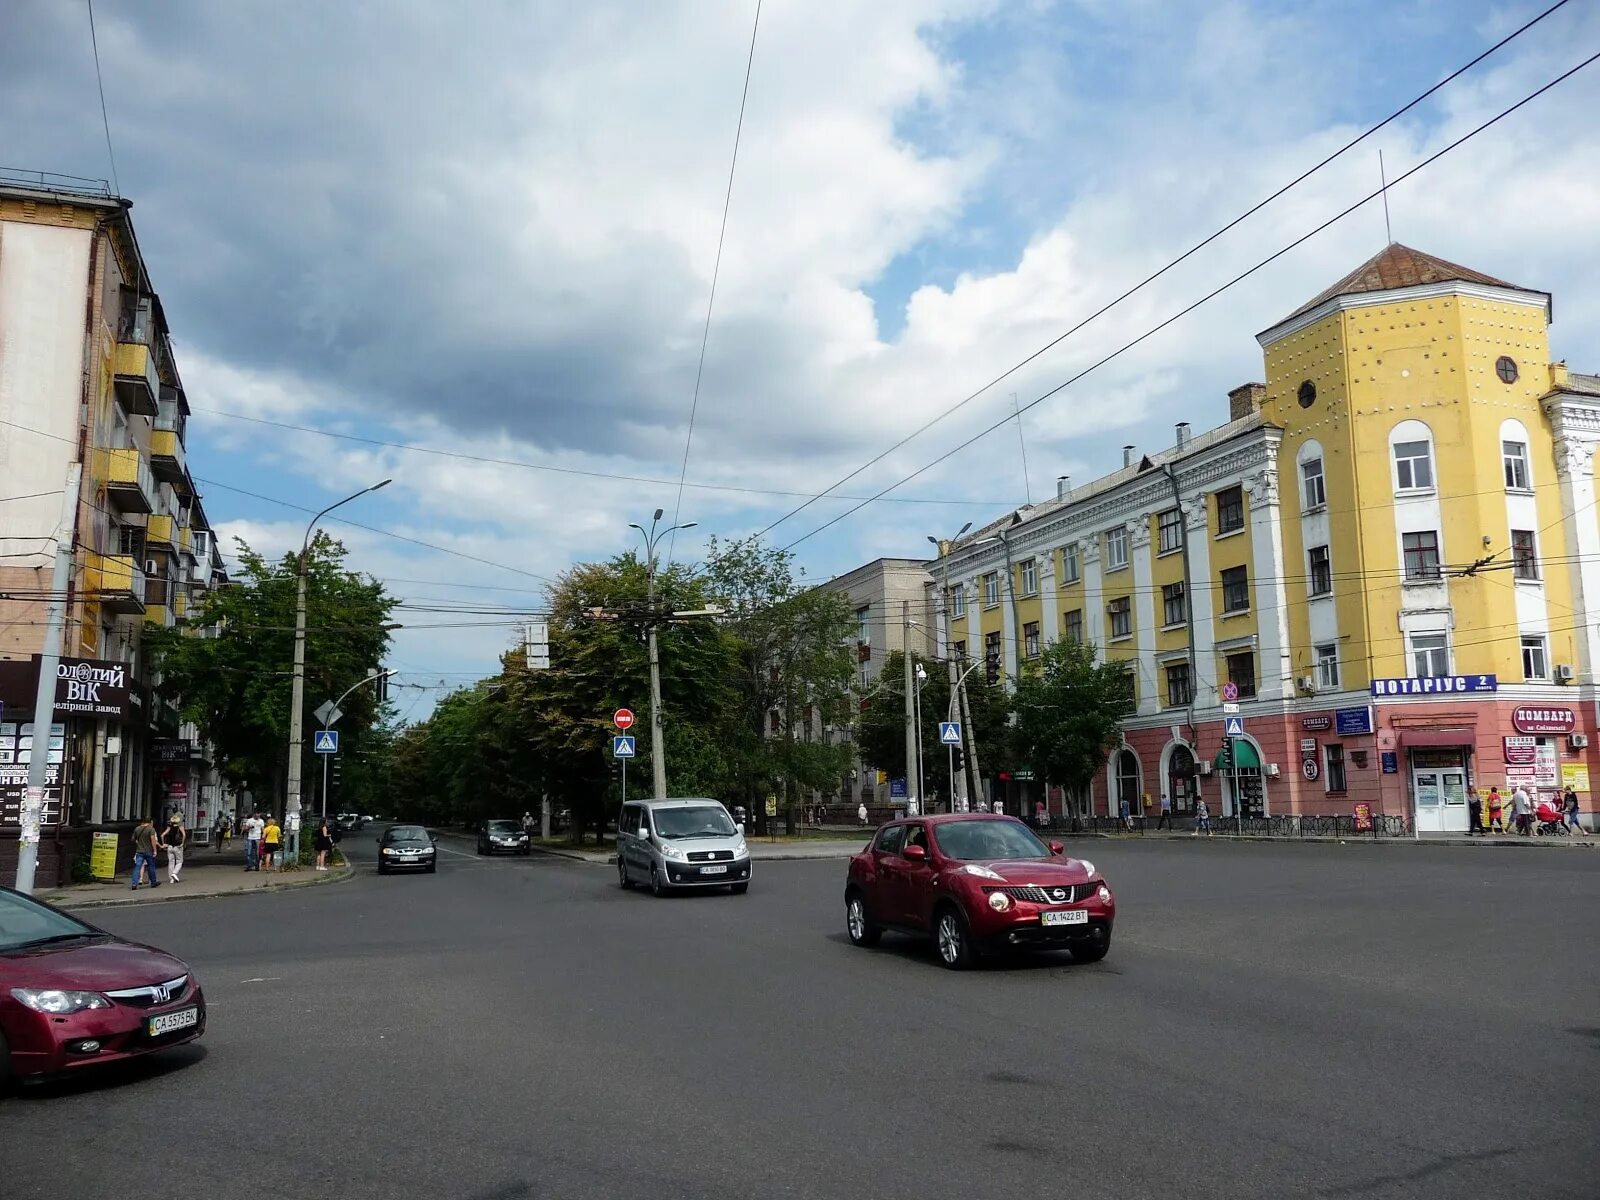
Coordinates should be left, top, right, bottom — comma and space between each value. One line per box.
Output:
938, 244, 1597, 833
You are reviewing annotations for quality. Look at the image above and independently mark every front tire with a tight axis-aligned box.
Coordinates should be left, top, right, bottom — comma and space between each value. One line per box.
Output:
426, 862, 437, 874
1072, 930, 1111, 963
846, 891, 881, 947
650, 864, 667, 897
730, 882, 749, 895
378, 864, 388, 876
934, 905, 978, 970
618, 857, 634, 889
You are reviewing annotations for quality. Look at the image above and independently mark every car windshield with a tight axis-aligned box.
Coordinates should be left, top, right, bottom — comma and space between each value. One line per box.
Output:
652, 805, 737, 839
931, 819, 1051, 862
487, 821, 520, 833
0, 888, 98, 952
387, 827, 430, 844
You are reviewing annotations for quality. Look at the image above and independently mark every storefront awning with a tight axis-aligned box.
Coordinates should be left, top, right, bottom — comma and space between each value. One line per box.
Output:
1214, 740, 1261, 770
1397, 729, 1476, 749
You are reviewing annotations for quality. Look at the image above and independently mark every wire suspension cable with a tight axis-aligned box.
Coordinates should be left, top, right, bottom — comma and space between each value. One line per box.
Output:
85, 0, 120, 197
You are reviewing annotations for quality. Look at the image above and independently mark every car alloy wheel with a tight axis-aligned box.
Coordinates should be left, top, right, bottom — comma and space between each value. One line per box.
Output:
846, 893, 881, 947
936, 907, 976, 970
650, 864, 666, 897
618, 856, 634, 889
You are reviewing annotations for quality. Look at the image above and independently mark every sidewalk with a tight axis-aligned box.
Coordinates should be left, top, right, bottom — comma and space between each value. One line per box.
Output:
1089, 828, 1597, 850
36, 845, 354, 910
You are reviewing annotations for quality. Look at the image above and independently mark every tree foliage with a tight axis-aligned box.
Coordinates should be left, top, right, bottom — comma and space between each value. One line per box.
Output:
1010, 640, 1136, 797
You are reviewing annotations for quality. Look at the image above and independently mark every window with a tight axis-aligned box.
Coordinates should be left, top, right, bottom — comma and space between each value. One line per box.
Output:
1521, 635, 1548, 680
1060, 543, 1079, 584
1023, 621, 1041, 659
1107, 596, 1132, 640
873, 824, 907, 855
1393, 440, 1434, 491
1325, 745, 1347, 793
1226, 652, 1257, 699
984, 629, 1002, 666
769, 710, 782, 733
983, 573, 1000, 607
1308, 545, 1332, 596
1410, 632, 1450, 678
1063, 609, 1083, 644
1302, 458, 1326, 509
1511, 530, 1539, 581
1158, 508, 1183, 554
1402, 531, 1441, 581
1020, 558, 1037, 597
1162, 582, 1186, 628
1105, 527, 1129, 570
1215, 486, 1244, 535
1316, 643, 1340, 689
856, 606, 871, 646
1503, 441, 1530, 491
1166, 662, 1193, 707
1221, 566, 1250, 613
951, 584, 965, 618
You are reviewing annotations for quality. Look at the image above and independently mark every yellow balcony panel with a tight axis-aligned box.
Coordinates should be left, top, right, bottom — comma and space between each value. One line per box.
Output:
173, 589, 189, 621
143, 604, 173, 628
95, 447, 155, 514
86, 552, 146, 615
149, 428, 187, 485
178, 524, 195, 561
112, 341, 160, 417
145, 513, 176, 550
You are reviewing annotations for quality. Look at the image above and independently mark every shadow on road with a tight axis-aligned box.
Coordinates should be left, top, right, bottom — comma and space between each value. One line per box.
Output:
10, 1043, 208, 1101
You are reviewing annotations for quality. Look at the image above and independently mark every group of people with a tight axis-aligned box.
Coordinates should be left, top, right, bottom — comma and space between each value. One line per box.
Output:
127, 808, 340, 889
129, 813, 190, 889
1471, 785, 1586, 836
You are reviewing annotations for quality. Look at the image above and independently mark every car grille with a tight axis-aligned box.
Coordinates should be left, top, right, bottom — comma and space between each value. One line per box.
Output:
687, 850, 735, 862
105, 974, 190, 1008
990, 884, 1093, 905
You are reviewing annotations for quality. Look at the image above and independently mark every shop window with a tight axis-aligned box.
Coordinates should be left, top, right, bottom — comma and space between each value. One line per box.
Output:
1167, 745, 1197, 814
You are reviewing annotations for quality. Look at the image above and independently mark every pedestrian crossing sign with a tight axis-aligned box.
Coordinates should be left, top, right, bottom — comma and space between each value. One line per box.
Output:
938, 721, 962, 746
1224, 716, 1245, 740
613, 735, 636, 758
313, 730, 339, 754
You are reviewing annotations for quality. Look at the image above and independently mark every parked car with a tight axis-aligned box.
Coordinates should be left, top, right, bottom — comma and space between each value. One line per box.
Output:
616, 798, 750, 895
1, 885, 207, 1085
843, 813, 1114, 969
477, 819, 531, 856
377, 825, 437, 875
334, 813, 363, 832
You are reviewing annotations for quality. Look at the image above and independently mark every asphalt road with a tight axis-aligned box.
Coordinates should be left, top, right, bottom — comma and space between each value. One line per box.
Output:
6, 830, 1598, 1199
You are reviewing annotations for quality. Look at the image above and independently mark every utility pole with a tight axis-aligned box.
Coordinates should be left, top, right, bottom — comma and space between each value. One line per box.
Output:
629, 509, 698, 799
927, 524, 973, 814
958, 672, 982, 812
14, 464, 81, 894
902, 601, 917, 816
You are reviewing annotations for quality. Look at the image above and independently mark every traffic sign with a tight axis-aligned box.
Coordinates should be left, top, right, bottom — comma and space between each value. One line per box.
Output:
313, 730, 339, 754
1222, 682, 1240, 702
314, 700, 342, 727
1223, 715, 1245, 739
614, 708, 635, 730
1301, 758, 1320, 781
612, 735, 636, 758
938, 721, 962, 746
1221, 702, 1240, 715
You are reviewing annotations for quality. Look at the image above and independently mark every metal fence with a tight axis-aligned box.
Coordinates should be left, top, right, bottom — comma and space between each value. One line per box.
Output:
1041, 812, 1409, 839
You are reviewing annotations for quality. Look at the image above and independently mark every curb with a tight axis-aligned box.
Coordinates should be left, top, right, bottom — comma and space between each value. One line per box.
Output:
44, 862, 356, 911
1105, 833, 1597, 849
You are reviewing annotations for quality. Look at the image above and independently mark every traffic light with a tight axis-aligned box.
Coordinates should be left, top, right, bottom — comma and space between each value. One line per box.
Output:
331, 757, 344, 793
984, 650, 1001, 685
375, 668, 389, 704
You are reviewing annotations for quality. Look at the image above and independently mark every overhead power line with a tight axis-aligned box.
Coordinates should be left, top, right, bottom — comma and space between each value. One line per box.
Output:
85, 0, 120, 197
755, 0, 1578, 540
779, 48, 1600, 552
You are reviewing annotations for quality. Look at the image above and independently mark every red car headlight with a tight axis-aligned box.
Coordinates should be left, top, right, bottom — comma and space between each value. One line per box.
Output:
987, 891, 1013, 912
10, 987, 113, 1014
1097, 884, 1112, 903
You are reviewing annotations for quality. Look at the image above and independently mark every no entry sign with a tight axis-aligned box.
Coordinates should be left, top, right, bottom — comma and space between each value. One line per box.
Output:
613, 708, 635, 730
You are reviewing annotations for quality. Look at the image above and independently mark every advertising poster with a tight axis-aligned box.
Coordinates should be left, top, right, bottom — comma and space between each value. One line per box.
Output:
90, 830, 119, 881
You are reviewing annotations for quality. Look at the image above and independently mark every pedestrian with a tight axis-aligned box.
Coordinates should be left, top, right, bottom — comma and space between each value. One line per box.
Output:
262, 813, 282, 871
161, 813, 187, 883
1487, 787, 1504, 834
1119, 796, 1132, 831
243, 810, 264, 870
1466, 787, 1484, 837
1157, 793, 1173, 831
857, 801, 868, 827
130, 816, 161, 890
522, 810, 535, 838
1194, 796, 1212, 837
1512, 784, 1533, 836
1563, 787, 1587, 836
314, 818, 334, 870
1034, 799, 1047, 827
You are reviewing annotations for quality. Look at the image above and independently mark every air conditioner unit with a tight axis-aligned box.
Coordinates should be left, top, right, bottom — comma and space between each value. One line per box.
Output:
144, 559, 158, 576
1197, 761, 1214, 776
1265, 763, 1281, 777
1556, 663, 1575, 682
1299, 675, 1316, 692
1570, 733, 1590, 751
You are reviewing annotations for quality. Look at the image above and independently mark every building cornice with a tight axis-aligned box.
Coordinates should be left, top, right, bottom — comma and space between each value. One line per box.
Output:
1255, 281, 1552, 349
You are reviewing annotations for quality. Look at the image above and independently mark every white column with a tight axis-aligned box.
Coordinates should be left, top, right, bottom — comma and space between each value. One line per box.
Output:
1248, 466, 1292, 701
965, 574, 983, 665
1554, 436, 1600, 683
1081, 537, 1105, 657
1184, 498, 1216, 704
1039, 554, 1060, 645
1129, 519, 1159, 715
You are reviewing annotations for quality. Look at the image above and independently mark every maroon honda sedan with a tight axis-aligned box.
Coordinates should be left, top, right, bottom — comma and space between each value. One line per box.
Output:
844, 813, 1115, 969
1, 885, 206, 1085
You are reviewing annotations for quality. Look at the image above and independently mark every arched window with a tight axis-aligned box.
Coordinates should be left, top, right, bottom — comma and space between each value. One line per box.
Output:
1115, 749, 1141, 815
1167, 744, 1197, 814
1297, 439, 1326, 512
1389, 420, 1436, 494
1499, 418, 1533, 492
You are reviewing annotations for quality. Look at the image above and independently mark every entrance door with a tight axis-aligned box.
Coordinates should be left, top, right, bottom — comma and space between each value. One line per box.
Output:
1439, 770, 1469, 833
1413, 767, 1469, 833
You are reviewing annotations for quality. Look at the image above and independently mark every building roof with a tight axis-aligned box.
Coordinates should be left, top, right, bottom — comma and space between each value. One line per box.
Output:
1274, 243, 1535, 326
1558, 370, 1600, 398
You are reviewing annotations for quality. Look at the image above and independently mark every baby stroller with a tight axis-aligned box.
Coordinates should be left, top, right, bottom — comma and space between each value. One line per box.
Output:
1534, 798, 1568, 836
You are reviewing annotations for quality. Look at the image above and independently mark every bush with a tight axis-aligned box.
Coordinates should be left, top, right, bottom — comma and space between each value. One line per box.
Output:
70, 852, 94, 884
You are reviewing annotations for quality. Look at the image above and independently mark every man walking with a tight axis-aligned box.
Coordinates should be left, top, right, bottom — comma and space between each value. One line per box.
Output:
130, 816, 161, 890
1512, 784, 1533, 836
243, 810, 264, 870
161, 814, 187, 883
857, 801, 868, 827
1156, 793, 1173, 831
1466, 787, 1484, 837
1194, 796, 1212, 837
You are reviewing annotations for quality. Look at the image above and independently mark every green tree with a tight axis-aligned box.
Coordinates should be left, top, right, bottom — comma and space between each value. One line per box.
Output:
1010, 640, 1135, 806
146, 534, 395, 814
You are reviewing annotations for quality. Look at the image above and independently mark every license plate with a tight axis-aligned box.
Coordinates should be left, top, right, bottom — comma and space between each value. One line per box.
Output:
1041, 909, 1088, 927
148, 1007, 199, 1036
699, 865, 728, 875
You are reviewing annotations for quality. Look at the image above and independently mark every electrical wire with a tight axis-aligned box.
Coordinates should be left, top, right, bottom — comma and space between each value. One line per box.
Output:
778, 49, 1600, 553
85, 0, 119, 198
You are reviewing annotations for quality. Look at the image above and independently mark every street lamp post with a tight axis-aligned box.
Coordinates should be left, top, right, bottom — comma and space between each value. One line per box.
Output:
317, 667, 395, 823
286, 480, 390, 830
913, 662, 928, 813
948, 657, 984, 813
928, 523, 972, 814
630, 509, 697, 800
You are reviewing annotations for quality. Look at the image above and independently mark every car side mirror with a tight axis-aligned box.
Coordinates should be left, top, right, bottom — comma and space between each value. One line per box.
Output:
1049, 841, 1064, 855
903, 844, 927, 861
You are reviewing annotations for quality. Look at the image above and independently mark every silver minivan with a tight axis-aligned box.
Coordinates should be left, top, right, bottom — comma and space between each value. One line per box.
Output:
616, 798, 752, 896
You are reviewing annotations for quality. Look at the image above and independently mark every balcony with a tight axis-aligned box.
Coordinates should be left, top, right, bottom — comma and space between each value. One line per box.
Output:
145, 513, 176, 550
143, 576, 174, 628
86, 553, 147, 615
178, 523, 195, 562
112, 341, 160, 417
173, 588, 189, 622
151, 393, 188, 486
95, 447, 155, 514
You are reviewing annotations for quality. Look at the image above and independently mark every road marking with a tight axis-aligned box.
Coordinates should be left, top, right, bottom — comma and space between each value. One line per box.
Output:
432, 844, 479, 860
240, 977, 282, 984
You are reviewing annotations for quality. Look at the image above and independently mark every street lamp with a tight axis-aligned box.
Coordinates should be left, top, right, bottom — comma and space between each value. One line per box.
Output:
913, 662, 928, 813
929, 522, 973, 812
286, 479, 390, 832
630, 509, 697, 800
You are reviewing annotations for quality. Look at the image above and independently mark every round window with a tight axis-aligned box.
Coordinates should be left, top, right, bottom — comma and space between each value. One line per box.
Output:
1297, 379, 1316, 408
1496, 355, 1519, 384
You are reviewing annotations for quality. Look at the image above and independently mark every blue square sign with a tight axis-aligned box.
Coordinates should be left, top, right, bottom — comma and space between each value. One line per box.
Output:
1224, 715, 1245, 739
613, 735, 636, 758
938, 721, 962, 745
313, 730, 339, 754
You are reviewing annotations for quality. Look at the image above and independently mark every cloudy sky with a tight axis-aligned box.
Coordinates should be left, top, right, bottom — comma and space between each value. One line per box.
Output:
4, 0, 1598, 712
